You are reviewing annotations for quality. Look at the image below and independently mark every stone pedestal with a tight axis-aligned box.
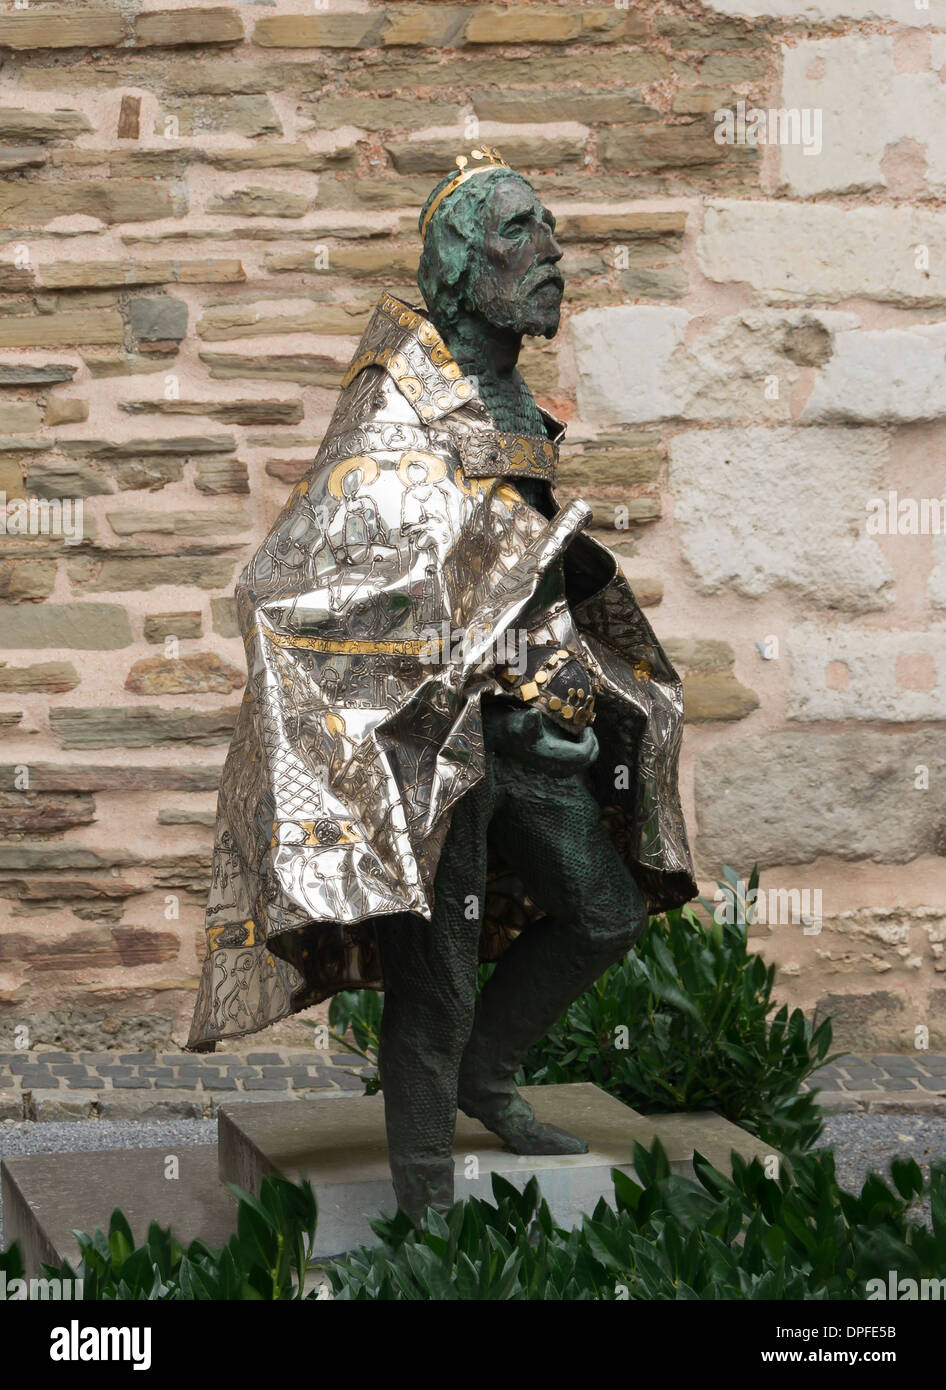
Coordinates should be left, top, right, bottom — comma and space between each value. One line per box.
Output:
1, 1145, 237, 1275
2, 1085, 774, 1272
218, 1082, 773, 1258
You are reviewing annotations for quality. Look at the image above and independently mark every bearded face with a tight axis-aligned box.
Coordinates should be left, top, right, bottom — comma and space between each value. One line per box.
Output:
461, 174, 565, 340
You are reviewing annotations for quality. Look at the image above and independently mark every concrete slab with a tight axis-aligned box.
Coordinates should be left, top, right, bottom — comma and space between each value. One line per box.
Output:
219, 1082, 773, 1257
865, 1093, 946, 1115
0, 1095, 23, 1121
26, 1090, 99, 1121
95, 1091, 204, 1121
1, 1144, 238, 1276
1, 1087, 776, 1274
812, 1091, 864, 1114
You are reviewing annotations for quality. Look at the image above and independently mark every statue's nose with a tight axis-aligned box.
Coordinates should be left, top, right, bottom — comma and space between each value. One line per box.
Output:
541, 223, 563, 263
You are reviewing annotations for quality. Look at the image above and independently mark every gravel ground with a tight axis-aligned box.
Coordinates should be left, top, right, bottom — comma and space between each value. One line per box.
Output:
816, 1112, 946, 1210
2, 1112, 944, 1255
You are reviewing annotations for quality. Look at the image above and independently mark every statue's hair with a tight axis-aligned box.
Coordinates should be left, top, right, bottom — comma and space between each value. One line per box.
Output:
416, 168, 533, 329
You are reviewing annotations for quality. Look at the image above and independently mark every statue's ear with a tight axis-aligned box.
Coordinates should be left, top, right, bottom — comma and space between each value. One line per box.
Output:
431, 219, 470, 293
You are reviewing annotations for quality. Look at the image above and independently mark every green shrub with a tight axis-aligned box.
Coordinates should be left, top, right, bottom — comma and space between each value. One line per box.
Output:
318, 867, 835, 1154
325, 987, 383, 1095
517, 894, 834, 1153
329, 1141, 946, 1301
4, 1143, 942, 1302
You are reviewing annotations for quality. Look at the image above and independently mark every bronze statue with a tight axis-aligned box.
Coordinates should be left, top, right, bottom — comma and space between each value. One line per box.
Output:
187, 149, 696, 1221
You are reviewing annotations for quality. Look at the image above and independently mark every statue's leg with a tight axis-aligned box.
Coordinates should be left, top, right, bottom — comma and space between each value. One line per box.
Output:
456, 756, 648, 1155
376, 764, 494, 1223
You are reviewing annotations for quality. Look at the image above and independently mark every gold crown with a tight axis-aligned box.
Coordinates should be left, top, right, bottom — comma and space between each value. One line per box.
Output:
420, 146, 512, 242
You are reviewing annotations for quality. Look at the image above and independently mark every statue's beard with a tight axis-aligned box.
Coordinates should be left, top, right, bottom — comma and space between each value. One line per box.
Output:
465, 265, 563, 340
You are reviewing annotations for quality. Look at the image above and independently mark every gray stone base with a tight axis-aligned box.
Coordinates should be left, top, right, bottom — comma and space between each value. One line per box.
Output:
2, 1084, 775, 1274
2, 1145, 237, 1275
219, 1082, 774, 1258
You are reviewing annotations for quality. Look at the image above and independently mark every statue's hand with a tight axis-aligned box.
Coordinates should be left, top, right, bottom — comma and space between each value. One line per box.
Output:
482, 703, 599, 776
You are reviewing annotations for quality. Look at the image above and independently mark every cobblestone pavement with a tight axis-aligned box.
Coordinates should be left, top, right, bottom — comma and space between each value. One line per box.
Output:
0, 1049, 943, 1122
0, 1049, 372, 1121
801, 1054, 946, 1114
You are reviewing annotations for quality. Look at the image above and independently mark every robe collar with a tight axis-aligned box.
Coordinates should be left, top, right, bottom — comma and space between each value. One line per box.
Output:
342, 292, 567, 444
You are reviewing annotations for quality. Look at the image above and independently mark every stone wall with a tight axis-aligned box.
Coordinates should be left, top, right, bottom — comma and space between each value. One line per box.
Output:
0, 0, 941, 1052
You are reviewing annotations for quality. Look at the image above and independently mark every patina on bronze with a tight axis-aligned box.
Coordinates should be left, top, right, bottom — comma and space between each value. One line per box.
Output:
186, 149, 696, 1221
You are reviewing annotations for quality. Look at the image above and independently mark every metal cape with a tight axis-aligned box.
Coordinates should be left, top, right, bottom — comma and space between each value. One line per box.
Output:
187, 293, 696, 1049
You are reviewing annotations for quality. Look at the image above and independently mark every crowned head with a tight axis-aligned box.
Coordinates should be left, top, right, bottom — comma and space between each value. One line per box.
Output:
417, 149, 564, 341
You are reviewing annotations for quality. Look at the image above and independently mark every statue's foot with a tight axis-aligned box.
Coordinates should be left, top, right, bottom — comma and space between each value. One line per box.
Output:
492, 1115, 589, 1156
459, 1090, 589, 1156
389, 1156, 455, 1225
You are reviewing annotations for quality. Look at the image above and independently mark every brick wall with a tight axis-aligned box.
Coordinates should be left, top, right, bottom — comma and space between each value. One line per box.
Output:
0, 0, 941, 1052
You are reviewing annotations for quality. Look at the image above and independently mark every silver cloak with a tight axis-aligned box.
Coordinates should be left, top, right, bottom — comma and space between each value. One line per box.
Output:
186, 293, 696, 1049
